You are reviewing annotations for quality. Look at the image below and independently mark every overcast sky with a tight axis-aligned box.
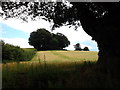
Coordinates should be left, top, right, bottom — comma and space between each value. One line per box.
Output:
0, 18, 99, 51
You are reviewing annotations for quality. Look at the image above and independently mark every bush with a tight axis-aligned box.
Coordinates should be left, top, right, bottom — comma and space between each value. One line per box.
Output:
22, 48, 37, 61
83, 47, 89, 51
1, 40, 36, 63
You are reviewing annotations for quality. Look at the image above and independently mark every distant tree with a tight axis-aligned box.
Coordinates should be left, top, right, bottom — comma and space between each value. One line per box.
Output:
29, 29, 70, 50
74, 43, 82, 51
0, 40, 5, 46
28, 28, 53, 51
49, 34, 59, 50
83, 47, 89, 51
53, 33, 70, 50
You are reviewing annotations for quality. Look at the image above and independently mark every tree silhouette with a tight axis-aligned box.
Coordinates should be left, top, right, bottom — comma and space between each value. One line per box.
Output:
29, 28, 53, 50
83, 47, 89, 51
53, 33, 70, 50
74, 43, 82, 51
28, 28, 70, 50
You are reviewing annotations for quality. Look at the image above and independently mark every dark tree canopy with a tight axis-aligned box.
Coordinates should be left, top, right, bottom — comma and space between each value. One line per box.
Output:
74, 43, 90, 51
53, 33, 70, 50
28, 28, 70, 50
83, 47, 89, 51
0, 1, 81, 30
29, 28, 53, 50
74, 43, 82, 51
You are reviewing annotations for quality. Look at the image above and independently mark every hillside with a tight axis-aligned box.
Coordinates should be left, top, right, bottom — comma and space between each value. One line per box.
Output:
31, 51, 98, 64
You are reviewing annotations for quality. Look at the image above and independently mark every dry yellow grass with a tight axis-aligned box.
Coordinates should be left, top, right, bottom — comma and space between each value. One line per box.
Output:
31, 51, 98, 64
2, 50, 98, 67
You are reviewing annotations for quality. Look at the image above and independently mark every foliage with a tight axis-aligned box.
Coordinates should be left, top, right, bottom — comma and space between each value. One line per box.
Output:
74, 43, 82, 51
83, 47, 89, 51
29, 28, 53, 51
52, 33, 70, 50
74, 43, 89, 51
0, 2, 81, 30
0, 2, 111, 31
28, 28, 70, 51
21, 48, 37, 61
1, 40, 36, 62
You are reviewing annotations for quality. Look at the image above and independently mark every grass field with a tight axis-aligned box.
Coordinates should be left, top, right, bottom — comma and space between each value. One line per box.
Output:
32, 51, 98, 63
3, 50, 115, 88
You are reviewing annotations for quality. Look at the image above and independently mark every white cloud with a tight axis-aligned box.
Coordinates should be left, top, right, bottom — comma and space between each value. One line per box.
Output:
0, 37, 33, 48
53, 26, 92, 42
65, 43, 93, 50
52, 26, 98, 51
0, 18, 51, 34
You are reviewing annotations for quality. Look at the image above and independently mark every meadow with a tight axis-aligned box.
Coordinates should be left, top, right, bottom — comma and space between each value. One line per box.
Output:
2, 50, 117, 88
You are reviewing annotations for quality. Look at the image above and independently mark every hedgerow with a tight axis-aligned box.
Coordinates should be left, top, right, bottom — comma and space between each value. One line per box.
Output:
1, 40, 36, 63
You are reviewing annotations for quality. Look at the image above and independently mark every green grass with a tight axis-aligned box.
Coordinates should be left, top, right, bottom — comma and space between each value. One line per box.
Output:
2, 48, 37, 63
3, 50, 119, 88
2, 61, 98, 88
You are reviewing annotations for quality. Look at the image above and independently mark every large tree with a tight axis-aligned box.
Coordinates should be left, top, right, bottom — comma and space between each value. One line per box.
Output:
29, 28, 53, 50
0, 1, 120, 79
29, 28, 70, 50
53, 33, 70, 50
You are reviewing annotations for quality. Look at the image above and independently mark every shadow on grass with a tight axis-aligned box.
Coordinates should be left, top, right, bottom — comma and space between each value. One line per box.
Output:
2, 61, 120, 88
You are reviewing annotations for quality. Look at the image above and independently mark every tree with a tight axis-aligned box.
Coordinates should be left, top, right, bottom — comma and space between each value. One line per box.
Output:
50, 34, 59, 50
83, 47, 89, 51
53, 33, 70, 50
74, 43, 82, 51
28, 28, 70, 50
29, 28, 53, 50
1, 1, 120, 81
1, 40, 36, 62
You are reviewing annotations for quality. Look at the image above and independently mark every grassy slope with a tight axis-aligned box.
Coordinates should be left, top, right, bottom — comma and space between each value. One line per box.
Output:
31, 50, 98, 64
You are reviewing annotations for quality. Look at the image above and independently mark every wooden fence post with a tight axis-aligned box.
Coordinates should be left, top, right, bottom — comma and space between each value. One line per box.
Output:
44, 54, 47, 68
38, 55, 41, 64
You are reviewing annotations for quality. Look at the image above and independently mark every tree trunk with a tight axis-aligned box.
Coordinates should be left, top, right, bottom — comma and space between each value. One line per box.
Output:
97, 40, 120, 77
74, 2, 120, 78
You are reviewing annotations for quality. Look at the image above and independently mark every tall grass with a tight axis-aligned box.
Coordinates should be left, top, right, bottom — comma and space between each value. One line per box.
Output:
3, 61, 115, 88
2, 51, 119, 88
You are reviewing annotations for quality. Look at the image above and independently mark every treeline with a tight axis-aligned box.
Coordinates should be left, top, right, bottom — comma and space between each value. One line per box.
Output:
74, 43, 89, 51
1, 40, 36, 63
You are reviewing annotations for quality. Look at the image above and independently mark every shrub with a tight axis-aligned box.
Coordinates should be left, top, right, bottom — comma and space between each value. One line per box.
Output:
83, 47, 89, 51
1, 40, 36, 63
22, 48, 37, 61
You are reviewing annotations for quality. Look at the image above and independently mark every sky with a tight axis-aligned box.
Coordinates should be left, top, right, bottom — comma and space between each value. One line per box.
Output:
0, 18, 99, 51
